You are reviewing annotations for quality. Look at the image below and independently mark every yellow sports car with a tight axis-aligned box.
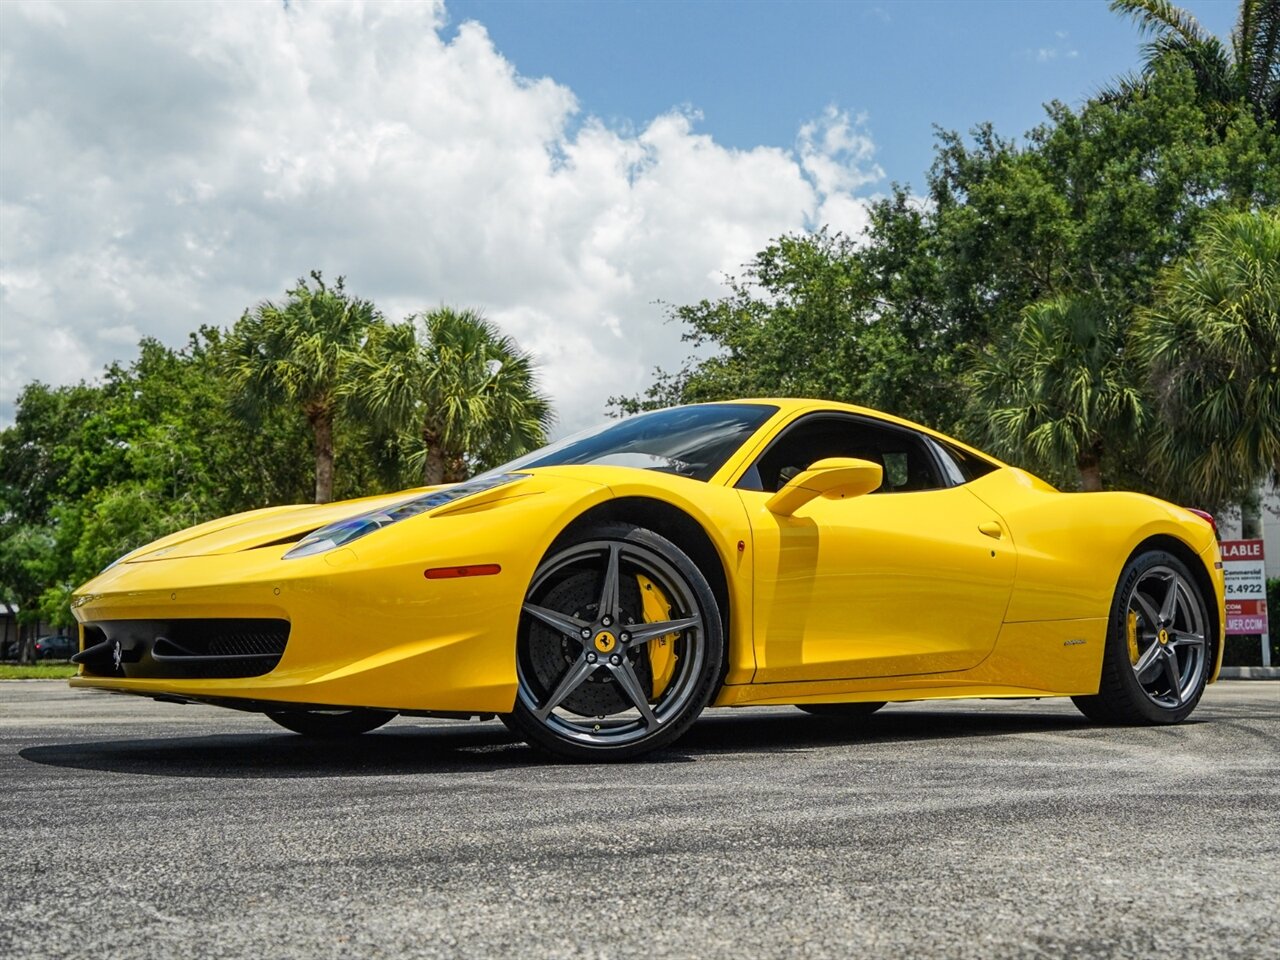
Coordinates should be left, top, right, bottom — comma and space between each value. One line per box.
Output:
70, 399, 1225, 760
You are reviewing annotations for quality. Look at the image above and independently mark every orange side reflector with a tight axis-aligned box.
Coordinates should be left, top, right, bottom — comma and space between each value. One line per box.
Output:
424, 564, 502, 580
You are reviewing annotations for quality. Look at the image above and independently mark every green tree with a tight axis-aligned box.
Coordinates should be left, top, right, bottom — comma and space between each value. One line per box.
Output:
0, 380, 116, 525
355, 308, 553, 484
949, 56, 1276, 488
223, 272, 381, 503
610, 228, 966, 431
622, 57, 1276, 481
1134, 209, 1280, 507
0, 381, 106, 646
613, 232, 868, 408
968, 296, 1147, 490
1108, 0, 1280, 124
0, 523, 56, 660
0, 336, 322, 628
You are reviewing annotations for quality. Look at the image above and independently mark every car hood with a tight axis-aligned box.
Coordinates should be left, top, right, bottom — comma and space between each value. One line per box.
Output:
111, 465, 701, 565
118, 487, 452, 563
112, 469, 602, 564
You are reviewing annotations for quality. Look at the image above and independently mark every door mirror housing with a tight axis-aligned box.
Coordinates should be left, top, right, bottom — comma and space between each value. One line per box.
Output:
765, 457, 883, 516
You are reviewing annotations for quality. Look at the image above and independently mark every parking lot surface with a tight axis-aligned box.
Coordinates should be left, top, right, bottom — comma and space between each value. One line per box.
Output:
1, 680, 1276, 959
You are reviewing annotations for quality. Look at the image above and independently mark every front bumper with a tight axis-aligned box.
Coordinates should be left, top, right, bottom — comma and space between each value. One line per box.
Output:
70, 544, 524, 713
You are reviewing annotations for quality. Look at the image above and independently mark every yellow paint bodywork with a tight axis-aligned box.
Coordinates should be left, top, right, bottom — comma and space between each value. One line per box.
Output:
69, 398, 1226, 715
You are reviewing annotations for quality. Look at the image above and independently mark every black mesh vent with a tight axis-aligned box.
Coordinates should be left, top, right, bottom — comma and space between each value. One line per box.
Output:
77, 619, 289, 679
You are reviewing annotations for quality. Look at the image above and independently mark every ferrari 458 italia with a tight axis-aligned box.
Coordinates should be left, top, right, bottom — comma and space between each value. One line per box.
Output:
70, 400, 1225, 759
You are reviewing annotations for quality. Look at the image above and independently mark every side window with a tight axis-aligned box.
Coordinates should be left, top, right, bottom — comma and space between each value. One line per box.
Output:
926, 436, 1000, 484
738, 415, 946, 494
882, 451, 910, 489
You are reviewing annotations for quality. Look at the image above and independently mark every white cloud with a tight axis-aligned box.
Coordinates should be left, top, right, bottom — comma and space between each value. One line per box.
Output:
1028, 30, 1078, 64
0, 0, 886, 435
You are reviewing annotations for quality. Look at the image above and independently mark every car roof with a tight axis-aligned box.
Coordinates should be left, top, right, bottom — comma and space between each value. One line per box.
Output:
708, 397, 1007, 468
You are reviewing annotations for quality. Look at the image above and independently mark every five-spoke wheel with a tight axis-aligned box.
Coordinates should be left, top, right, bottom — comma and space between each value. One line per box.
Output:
503, 521, 723, 760
1073, 550, 1211, 724
1123, 564, 1208, 709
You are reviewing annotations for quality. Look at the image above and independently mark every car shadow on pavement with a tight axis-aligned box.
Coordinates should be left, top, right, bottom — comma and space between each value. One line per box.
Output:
18, 722, 532, 779
17, 706, 1113, 779
676, 707, 1096, 756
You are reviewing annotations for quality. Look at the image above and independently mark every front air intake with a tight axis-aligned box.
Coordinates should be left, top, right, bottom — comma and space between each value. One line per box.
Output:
75, 619, 289, 679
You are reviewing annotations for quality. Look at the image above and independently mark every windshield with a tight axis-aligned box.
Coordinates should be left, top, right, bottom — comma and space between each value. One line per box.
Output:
478, 403, 778, 482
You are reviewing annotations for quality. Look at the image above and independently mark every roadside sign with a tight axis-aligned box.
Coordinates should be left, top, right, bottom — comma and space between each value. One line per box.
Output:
1222, 539, 1269, 667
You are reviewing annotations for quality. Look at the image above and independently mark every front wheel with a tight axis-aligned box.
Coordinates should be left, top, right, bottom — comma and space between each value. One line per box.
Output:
1072, 550, 1211, 725
267, 709, 395, 738
503, 521, 724, 761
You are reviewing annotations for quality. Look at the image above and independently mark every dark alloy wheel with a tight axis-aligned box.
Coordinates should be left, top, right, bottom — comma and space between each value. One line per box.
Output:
267, 708, 396, 738
503, 521, 724, 761
1073, 549, 1212, 725
796, 702, 887, 719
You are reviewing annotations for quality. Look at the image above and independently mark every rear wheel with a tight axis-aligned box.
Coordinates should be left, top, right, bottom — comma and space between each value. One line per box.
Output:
267, 709, 395, 738
1072, 550, 1211, 725
796, 702, 886, 719
503, 521, 723, 761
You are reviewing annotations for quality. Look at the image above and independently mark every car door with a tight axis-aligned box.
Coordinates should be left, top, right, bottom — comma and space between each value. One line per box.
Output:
737, 413, 1016, 683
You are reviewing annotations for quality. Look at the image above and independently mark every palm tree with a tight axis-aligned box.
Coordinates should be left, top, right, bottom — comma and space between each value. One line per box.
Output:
1108, 0, 1280, 124
355, 308, 553, 485
968, 296, 1147, 491
223, 272, 380, 503
1134, 209, 1280, 508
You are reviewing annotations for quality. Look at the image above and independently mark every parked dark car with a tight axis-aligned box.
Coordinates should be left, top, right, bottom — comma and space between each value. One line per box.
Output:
34, 635, 76, 660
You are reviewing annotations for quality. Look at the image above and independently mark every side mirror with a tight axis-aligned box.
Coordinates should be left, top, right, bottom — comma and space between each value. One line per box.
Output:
765, 457, 883, 516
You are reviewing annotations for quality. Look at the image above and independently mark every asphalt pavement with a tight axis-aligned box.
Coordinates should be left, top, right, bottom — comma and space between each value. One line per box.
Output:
1, 680, 1276, 960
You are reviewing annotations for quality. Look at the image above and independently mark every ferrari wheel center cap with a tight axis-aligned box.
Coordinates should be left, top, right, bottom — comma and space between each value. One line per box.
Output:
1158, 629, 1169, 646
593, 630, 617, 654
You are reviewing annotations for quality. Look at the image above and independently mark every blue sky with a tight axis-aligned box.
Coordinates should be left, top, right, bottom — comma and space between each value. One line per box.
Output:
0, 0, 1243, 431
448, 0, 1238, 190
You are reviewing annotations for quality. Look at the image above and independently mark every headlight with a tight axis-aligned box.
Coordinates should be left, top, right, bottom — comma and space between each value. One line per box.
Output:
283, 473, 528, 559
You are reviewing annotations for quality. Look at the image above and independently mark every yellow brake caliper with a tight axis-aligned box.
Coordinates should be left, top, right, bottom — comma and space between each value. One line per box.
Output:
1127, 610, 1140, 665
635, 574, 679, 699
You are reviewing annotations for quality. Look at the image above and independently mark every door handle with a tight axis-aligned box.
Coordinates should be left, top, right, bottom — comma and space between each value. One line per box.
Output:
978, 521, 1004, 540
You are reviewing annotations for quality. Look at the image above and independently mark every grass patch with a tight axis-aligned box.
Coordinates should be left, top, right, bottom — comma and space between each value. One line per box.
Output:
0, 663, 78, 680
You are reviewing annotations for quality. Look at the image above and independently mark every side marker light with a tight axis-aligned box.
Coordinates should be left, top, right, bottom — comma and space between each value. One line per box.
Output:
424, 564, 502, 580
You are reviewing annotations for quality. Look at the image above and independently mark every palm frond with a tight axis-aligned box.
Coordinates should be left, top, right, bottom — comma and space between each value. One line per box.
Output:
1111, 0, 1211, 46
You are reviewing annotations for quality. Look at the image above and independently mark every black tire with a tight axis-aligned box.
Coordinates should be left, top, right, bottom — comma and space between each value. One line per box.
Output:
1072, 549, 1212, 725
796, 701, 886, 719
503, 521, 724, 761
267, 708, 395, 738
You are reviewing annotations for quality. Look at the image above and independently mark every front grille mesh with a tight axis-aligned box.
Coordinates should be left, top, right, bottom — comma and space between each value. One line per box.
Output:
79, 619, 289, 680
206, 633, 282, 657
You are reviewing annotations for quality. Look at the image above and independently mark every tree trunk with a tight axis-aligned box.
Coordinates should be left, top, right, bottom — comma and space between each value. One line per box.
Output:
18, 622, 32, 664
423, 429, 445, 486
1241, 494, 1262, 539
310, 411, 335, 504
443, 455, 469, 484
1077, 449, 1103, 492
